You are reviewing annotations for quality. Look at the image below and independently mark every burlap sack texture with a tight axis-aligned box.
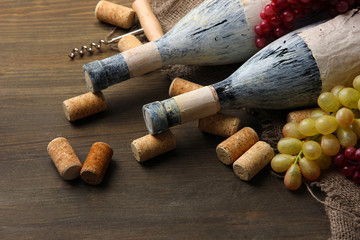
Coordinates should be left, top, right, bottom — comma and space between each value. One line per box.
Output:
130, 0, 360, 239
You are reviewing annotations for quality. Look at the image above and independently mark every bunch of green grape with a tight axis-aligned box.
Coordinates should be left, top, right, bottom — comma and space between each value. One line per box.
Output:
271, 75, 360, 190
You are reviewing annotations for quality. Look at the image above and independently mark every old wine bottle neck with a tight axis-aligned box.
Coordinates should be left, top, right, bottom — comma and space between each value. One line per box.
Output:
143, 86, 220, 135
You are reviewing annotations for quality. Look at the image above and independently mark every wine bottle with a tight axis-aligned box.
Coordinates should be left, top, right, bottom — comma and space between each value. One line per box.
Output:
142, 10, 360, 134
82, 0, 327, 92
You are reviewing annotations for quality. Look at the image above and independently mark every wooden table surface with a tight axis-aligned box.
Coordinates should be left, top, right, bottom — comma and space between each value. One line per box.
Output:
0, 0, 331, 239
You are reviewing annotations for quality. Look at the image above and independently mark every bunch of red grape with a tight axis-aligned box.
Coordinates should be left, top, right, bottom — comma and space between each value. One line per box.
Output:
255, 0, 360, 48
334, 147, 360, 183
271, 75, 360, 190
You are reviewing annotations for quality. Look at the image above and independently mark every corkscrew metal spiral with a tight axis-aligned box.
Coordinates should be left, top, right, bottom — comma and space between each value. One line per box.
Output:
68, 28, 144, 60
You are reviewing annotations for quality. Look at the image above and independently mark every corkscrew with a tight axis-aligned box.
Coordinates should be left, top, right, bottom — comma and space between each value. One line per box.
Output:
68, 28, 144, 60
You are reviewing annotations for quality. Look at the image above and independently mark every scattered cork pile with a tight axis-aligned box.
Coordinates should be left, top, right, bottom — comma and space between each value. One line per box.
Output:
55, 0, 274, 185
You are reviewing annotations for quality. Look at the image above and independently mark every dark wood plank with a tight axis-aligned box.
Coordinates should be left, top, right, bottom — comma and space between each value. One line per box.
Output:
0, 0, 330, 239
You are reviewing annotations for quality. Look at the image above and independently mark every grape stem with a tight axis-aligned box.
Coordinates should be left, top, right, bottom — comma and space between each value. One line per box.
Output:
294, 150, 303, 165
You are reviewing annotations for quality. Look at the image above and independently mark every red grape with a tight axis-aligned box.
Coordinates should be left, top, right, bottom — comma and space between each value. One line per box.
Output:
260, 9, 268, 20
334, 153, 348, 167
260, 19, 272, 32
336, 1, 349, 13
355, 149, 360, 161
342, 164, 356, 177
264, 4, 276, 16
270, 15, 282, 26
274, 26, 287, 37
282, 10, 295, 22
254, 25, 264, 36
353, 170, 360, 183
345, 147, 356, 160
255, 37, 267, 48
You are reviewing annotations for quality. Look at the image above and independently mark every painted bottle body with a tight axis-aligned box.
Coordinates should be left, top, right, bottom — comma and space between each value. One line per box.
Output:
143, 11, 360, 134
83, 0, 269, 92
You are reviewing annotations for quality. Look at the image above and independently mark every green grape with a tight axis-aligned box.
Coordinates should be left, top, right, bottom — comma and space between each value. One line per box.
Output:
271, 154, 296, 173
315, 115, 338, 135
314, 153, 332, 170
338, 87, 360, 109
330, 85, 345, 98
351, 119, 360, 138
309, 109, 327, 119
337, 127, 358, 147
317, 92, 340, 112
277, 138, 302, 155
282, 122, 304, 139
299, 157, 321, 181
284, 164, 302, 190
302, 141, 322, 160
320, 134, 340, 156
298, 118, 319, 136
352, 75, 360, 91
335, 107, 354, 127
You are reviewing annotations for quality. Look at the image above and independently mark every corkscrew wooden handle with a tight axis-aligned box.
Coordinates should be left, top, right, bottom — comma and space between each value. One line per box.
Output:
132, 0, 164, 41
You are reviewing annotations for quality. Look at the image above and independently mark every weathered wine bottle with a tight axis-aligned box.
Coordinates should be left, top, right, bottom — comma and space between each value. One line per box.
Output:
142, 10, 360, 134
83, 0, 269, 92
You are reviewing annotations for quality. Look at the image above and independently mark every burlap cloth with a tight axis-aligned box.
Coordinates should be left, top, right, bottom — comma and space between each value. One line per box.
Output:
128, 0, 360, 239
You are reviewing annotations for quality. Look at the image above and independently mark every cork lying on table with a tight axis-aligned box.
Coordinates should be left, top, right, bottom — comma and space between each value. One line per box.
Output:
95, 0, 135, 29
118, 34, 143, 52
80, 142, 113, 185
63, 92, 106, 122
132, 0, 164, 41
198, 114, 241, 138
169, 78, 241, 138
286, 107, 321, 123
168, 78, 203, 97
131, 130, 176, 162
47, 137, 82, 180
216, 127, 258, 165
233, 141, 274, 181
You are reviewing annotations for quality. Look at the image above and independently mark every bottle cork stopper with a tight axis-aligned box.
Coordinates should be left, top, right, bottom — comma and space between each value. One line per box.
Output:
169, 78, 203, 97
169, 78, 241, 138
95, 0, 135, 29
233, 141, 274, 181
131, 130, 176, 162
216, 127, 259, 165
117, 34, 143, 52
80, 142, 113, 185
63, 92, 106, 122
47, 137, 82, 180
132, 0, 164, 41
286, 107, 321, 123
198, 114, 241, 138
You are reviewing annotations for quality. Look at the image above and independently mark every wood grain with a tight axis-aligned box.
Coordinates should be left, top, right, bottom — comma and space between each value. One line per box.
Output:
0, 0, 330, 239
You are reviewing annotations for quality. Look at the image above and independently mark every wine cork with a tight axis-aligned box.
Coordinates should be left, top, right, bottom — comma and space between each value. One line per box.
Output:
117, 34, 143, 52
47, 137, 82, 180
286, 107, 320, 123
131, 130, 176, 162
216, 127, 259, 165
233, 141, 274, 181
169, 78, 203, 97
63, 92, 106, 122
132, 0, 164, 41
80, 142, 113, 185
169, 78, 241, 138
95, 0, 135, 29
198, 114, 240, 138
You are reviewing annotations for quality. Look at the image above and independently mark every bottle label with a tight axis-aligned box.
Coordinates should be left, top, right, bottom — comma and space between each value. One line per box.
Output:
298, 10, 360, 92
121, 42, 163, 77
173, 86, 220, 123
